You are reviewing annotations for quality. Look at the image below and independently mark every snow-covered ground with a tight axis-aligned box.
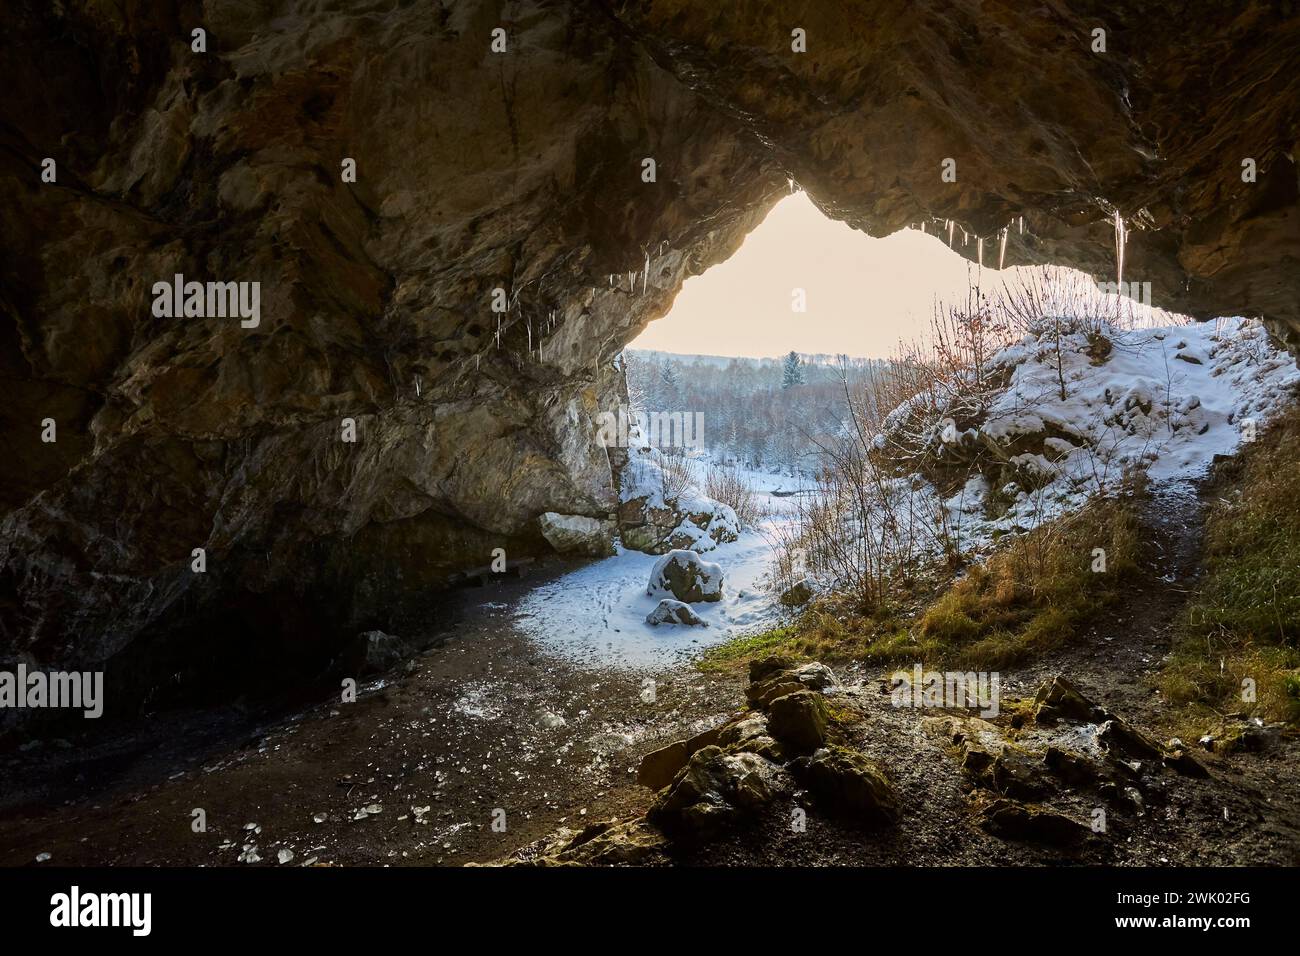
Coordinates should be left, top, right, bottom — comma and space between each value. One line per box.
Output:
516, 471, 800, 669
513, 528, 784, 669
928, 316, 1300, 548
515, 316, 1299, 671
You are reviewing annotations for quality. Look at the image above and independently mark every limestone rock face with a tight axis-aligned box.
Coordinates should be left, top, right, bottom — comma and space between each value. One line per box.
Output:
2, 1, 1298, 702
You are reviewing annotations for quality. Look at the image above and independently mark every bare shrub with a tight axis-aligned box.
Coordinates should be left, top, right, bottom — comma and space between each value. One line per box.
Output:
656, 446, 695, 503
703, 464, 768, 528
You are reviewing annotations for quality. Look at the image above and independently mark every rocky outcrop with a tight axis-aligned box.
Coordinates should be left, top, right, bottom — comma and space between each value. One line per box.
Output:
639, 657, 892, 839
790, 746, 900, 826
3, 1, 1298, 702
931, 674, 1217, 846
615, 446, 740, 554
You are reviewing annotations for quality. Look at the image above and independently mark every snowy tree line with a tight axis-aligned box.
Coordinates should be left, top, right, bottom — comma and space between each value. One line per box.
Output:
623, 349, 894, 475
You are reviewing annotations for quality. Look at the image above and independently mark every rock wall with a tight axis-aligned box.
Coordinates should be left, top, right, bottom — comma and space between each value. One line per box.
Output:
2, 1, 1297, 705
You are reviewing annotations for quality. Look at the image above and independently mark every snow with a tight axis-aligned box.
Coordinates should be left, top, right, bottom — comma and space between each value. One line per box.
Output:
515, 316, 1297, 671
516, 493, 794, 669
916, 316, 1300, 550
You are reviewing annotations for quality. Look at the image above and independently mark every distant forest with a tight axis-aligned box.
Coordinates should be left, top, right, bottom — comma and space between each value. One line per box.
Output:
623, 349, 891, 475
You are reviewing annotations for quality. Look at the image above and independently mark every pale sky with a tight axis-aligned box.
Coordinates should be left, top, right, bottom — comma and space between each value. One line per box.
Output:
632, 191, 1015, 359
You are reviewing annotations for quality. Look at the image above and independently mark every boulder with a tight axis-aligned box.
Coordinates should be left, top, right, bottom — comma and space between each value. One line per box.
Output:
795, 746, 898, 825
636, 724, 725, 791
989, 751, 1054, 801
647, 745, 782, 839
1032, 675, 1108, 724
645, 598, 706, 626
1043, 746, 1102, 788
766, 690, 829, 754
747, 660, 839, 708
747, 679, 807, 709
1096, 718, 1163, 761
779, 578, 815, 607
975, 798, 1089, 845
749, 655, 799, 683
789, 662, 839, 693
538, 513, 617, 557
647, 549, 723, 603
663, 503, 741, 553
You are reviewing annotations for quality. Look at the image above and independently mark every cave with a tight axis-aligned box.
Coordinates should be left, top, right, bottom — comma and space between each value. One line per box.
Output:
1, 0, 1300, 887
5, 1, 1296, 712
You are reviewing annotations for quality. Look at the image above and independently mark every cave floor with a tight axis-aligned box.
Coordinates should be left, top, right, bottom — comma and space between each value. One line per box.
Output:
0, 565, 743, 867
2, 491, 1298, 867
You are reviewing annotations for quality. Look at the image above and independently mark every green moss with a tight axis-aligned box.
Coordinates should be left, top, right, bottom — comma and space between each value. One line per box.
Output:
696, 626, 802, 673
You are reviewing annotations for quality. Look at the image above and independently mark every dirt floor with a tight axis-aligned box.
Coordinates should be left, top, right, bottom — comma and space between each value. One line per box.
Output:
0, 566, 743, 867
1, 488, 1297, 867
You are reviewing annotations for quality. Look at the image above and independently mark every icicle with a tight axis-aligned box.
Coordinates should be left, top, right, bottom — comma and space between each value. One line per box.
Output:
1018, 215, 1024, 234
947, 220, 955, 246
1113, 210, 1127, 287
414, 375, 421, 397
643, 252, 650, 294
977, 237, 984, 267
998, 227, 1008, 270
527, 318, 532, 353
920, 221, 926, 234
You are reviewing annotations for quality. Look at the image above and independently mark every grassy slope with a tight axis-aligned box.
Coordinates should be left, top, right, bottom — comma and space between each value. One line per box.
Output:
1160, 409, 1300, 727
700, 489, 1146, 673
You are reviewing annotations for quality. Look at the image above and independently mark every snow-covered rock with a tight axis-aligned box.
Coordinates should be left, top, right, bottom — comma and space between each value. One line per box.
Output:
615, 445, 740, 554
648, 549, 724, 603
645, 599, 707, 626
538, 512, 616, 557
876, 316, 1299, 547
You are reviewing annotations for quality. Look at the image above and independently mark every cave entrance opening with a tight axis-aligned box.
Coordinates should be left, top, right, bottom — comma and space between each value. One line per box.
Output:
623, 190, 1134, 477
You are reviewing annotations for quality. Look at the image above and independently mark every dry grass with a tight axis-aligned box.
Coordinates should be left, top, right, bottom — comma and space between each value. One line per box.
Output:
913, 492, 1144, 668
701, 490, 1146, 674
1159, 408, 1300, 727
702, 464, 768, 528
